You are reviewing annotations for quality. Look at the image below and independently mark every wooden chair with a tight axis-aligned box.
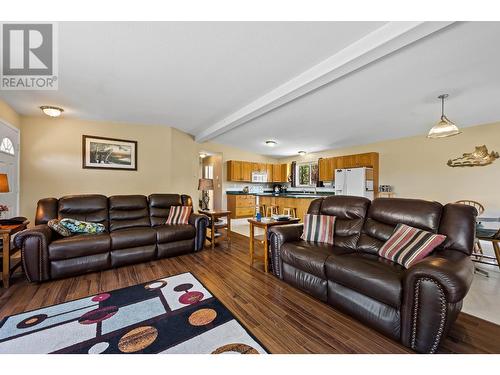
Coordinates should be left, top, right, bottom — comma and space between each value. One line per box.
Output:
455, 200, 485, 257
475, 228, 500, 270
266, 205, 279, 217
283, 207, 297, 218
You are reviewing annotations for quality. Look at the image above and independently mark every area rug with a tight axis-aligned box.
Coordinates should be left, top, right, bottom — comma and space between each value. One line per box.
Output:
0, 272, 267, 354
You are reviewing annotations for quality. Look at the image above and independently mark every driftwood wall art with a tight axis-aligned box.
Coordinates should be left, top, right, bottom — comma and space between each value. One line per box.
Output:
447, 145, 499, 167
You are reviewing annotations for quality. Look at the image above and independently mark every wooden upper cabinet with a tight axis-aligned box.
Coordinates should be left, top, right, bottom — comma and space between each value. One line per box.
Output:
318, 157, 335, 181
251, 163, 260, 172
266, 164, 273, 182
272, 164, 281, 182
227, 160, 242, 181
241, 162, 252, 182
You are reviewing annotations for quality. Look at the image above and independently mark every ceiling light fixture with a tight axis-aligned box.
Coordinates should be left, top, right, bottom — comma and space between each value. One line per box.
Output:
298, 151, 307, 156
427, 94, 461, 138
265, 140, 277, 147
40, 106, 64, 117
199, 152, 207, 159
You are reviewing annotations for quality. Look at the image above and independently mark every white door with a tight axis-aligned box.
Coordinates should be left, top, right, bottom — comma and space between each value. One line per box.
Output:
0, 121, 19, 218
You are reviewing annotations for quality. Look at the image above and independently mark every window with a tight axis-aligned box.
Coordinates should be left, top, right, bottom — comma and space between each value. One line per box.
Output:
296, 162, 318, 187
0, 137, 14, 155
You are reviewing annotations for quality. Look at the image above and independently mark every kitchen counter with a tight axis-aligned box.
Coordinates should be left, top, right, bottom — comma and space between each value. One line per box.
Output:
226, 191, 334, 199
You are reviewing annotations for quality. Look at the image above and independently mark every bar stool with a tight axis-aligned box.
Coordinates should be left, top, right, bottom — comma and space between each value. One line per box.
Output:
257, 204, 266, 216
266, 205, 279, 217
283, 207, 297, 218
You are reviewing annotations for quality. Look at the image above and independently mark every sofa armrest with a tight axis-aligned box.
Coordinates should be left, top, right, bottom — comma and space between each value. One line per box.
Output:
14, 224, 53, 282
188, 213, 209, 251
401, 250, 474, 353
268, 224, 304, 278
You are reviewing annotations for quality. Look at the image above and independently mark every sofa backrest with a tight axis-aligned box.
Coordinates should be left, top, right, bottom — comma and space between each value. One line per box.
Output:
58, 194, 109, 229
108, 195, 150, 231
357, 198, 443, 255
308, 195, 370, 250
149, 194, 184, 226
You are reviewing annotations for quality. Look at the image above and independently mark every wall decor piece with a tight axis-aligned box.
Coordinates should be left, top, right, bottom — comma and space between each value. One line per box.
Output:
447, 145, 499, 167
82, 135, 137, 170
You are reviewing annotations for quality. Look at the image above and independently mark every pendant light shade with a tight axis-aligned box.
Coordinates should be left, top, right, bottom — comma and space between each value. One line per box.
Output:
427, 94, 461, 138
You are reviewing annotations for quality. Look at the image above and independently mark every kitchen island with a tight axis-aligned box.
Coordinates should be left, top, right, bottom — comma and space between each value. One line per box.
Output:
226, 191, 334, 220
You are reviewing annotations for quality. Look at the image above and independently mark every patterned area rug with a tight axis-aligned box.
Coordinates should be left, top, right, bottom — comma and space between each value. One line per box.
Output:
0, 272, 267, 354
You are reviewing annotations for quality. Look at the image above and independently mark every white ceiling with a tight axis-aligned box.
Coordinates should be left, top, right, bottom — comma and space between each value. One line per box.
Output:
2, 21, 500, 157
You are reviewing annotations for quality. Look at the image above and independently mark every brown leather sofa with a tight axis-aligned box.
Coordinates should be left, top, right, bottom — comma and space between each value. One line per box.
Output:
15, 194, 208, 282
269, 196, 476, 353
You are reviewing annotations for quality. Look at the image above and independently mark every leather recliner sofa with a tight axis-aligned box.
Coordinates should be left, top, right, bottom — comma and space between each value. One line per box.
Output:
15, 194, 208, 282
269, 196, 476, 353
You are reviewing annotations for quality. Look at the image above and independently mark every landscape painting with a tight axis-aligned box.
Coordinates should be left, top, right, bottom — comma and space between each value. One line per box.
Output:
82, 135, 137, 170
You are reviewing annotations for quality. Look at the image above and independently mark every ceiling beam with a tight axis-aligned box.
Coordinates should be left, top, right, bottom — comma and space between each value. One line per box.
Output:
194, 21, 455, 143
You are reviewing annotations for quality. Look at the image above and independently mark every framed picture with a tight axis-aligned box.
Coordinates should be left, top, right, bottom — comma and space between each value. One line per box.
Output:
82, 135, 137, 170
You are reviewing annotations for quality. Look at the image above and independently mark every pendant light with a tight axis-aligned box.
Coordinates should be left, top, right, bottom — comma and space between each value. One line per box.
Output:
427, 94, 461, 138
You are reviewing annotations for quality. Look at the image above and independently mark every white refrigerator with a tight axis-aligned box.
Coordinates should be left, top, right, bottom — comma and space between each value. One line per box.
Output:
334, 167, 374, 199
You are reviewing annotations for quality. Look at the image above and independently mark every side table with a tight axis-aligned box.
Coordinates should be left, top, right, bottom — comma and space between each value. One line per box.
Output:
198, 210, 231, 249
1, 221, 29, 288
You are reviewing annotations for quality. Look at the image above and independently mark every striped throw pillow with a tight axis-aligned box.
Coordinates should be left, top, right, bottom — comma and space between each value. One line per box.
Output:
301, 214, 335, 245
165, 206, 192, 225
378, 223, 446, 268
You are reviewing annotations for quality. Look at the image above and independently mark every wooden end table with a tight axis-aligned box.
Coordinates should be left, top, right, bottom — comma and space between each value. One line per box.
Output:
1, 221, 29, 288
248, 217, 300, 273
199, 210, 231, 250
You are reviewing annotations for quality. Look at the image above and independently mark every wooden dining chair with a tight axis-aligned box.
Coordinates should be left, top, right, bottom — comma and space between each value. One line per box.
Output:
455, 200, 485, 257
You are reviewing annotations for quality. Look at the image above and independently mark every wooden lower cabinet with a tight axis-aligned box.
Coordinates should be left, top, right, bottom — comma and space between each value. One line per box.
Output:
258, 196, 314, 221
227, 195, 256, 219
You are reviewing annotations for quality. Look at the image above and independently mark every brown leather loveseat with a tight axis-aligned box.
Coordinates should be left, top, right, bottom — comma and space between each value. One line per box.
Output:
15, 194, 208, 282
269, 196, 476, 353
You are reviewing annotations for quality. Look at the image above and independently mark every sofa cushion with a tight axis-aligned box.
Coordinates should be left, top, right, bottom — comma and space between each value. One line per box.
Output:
281, 241, 353, 279
149, 194, 183, 227
378, 223, 446, 268
325, 252, 404, 308
155, 224, 196, 243
49, 233, 111, 261
109, 195, 150, 231
165, 206, 192, 225
301, 214, 335, 245
58, 194, 108, 230
358, 198, 443, 254
308, 196, 370, 250
48, 219, 72, 237
110, 227, 157, 250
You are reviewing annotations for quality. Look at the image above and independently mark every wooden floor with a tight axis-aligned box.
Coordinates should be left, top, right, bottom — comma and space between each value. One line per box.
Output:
1, 232, 499, 354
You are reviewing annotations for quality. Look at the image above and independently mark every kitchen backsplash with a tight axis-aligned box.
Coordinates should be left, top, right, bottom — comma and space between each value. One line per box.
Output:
225, 183, 271, 193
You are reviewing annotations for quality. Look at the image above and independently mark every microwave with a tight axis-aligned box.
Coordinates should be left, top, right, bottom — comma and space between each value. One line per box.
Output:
251, 172, 267, 183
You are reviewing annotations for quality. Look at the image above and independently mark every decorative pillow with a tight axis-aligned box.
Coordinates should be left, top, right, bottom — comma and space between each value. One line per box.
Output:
47, 219, 72, 237
166, 206, 192, 225
301, 214, 335, 245
378, 223, 446, 268
60, 218, 106, 234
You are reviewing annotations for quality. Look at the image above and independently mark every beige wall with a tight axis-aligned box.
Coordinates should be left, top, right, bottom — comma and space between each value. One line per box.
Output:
0, 99, 21, 129
279, 121, 500, 215
19, 116, 275, 221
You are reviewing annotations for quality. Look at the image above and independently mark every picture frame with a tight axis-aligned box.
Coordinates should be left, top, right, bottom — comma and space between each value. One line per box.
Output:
82, 135, 137, 171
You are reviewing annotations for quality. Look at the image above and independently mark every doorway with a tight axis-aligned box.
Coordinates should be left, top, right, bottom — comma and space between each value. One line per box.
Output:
0, 120, 19, 218
200, 153, 222, 210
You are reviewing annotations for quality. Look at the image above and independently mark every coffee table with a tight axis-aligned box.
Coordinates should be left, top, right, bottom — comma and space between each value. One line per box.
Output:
248, 217, 300, 273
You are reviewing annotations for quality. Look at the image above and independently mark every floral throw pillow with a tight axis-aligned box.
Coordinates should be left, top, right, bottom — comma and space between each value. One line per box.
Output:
47, 219, 73, 237
60, 218, 106, 234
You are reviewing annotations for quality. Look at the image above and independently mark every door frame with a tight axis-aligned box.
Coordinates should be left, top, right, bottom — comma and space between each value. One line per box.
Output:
0, 118, 20, 216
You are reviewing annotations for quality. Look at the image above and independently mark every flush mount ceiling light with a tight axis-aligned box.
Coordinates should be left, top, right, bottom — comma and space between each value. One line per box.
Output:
427, 94, 461, 139
199, 152, 207, 159
40, 106, 64, 117
298, 151, 307, 156
265, 140, 277, 147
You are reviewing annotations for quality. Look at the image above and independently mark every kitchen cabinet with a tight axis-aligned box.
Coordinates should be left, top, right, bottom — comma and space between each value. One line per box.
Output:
318, 157, 335, 181
259, 196, 316, 221
266, 164, 273, 182
241, 162, 252, 182
272, 163, 289, 183
227, 160, 243, 181
227, 194, 256, 219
